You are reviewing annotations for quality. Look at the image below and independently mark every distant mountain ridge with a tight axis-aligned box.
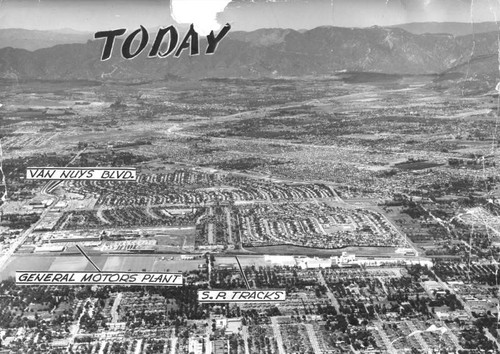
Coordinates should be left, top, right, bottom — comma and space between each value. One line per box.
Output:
0, 26, 498, 82
0, 28, 92, 51
390, 22, 499, 37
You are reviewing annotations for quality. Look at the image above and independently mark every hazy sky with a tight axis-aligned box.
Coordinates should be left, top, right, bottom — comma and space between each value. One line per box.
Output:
0, 0, 499, 32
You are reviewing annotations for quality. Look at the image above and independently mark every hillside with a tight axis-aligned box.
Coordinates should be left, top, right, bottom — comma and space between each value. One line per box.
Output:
0, 26, 497, 82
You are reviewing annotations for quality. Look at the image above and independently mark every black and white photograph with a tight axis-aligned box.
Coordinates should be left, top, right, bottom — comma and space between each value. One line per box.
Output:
0, 0, 500, 353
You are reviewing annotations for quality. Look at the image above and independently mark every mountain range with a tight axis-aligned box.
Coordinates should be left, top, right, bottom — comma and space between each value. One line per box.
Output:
390, 22, 499, 37
1, 22, 497, 51
0, 29, 92, 51
0, 25, 498, 85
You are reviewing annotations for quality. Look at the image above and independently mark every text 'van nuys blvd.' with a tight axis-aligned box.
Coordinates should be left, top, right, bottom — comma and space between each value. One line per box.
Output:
26, 168, 137, 180
16, 272, 182, 286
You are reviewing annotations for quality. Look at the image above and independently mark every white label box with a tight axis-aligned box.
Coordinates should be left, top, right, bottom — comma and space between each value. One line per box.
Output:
16, 271, 182, 286
26, 167, 137, 180
198, 289, 286, 303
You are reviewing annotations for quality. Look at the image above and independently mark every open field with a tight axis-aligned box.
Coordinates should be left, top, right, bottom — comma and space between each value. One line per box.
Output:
0, 254, 203, 280
1, 256, 56, 280
243, 245, 399, 257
